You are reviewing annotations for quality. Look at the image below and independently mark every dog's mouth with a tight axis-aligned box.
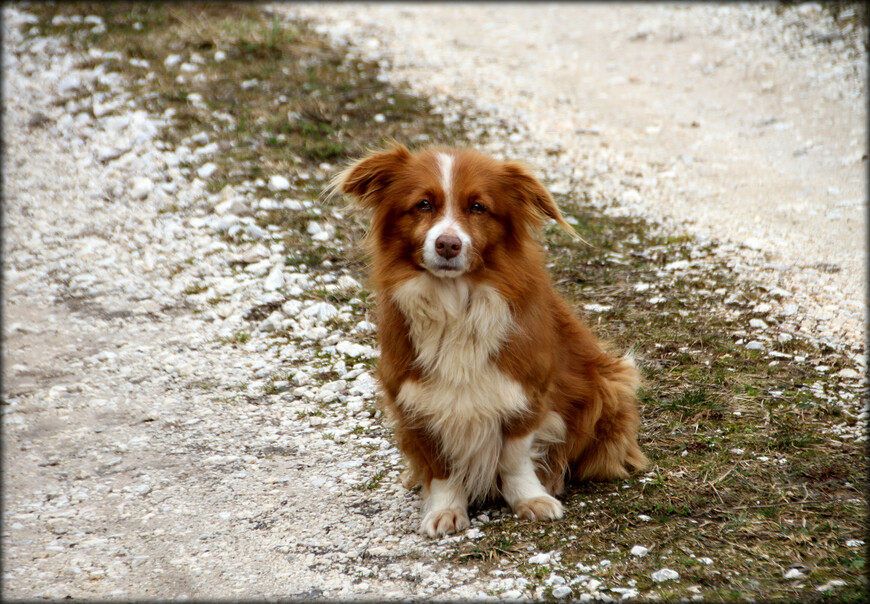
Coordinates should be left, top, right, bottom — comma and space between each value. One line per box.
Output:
423, 258, 466, 277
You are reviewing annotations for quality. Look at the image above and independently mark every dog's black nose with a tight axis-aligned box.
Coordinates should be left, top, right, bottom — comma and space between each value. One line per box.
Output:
435, 234, 462, 260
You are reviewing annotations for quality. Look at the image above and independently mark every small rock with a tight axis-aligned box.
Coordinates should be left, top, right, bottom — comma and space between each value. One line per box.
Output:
816, 579, 846, 592
630, 545, 648, 557
132, 483, 152, 496
197, 162, 218, 179
745, 340, 764, 350
130, 177, 154, 200
637, 514, 652, 522
269, 175, 291, 191
241, 244, 270, 264
355, 320, 376, 334
282, 299, 302, 316
322, 380, 347, 393
337, 275, 361, 290
528, 552, 551, 565
263, 266, 285, 291
783, 304, 799, 316
651, 568, 679, 583
586, 579, 602, 592
552, 586, 572, 599
307, 221, 323, 235
302, 302, 338, 322
749, 319, 768, 329
837, 368, 859, 379
164, 54, 183, 68
245, 224, 267, 240
784, 568, 805, 579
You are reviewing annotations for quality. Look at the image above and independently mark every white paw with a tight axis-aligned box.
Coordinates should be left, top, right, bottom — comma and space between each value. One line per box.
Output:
514, 495, 563, 521
420, 507, 470, 538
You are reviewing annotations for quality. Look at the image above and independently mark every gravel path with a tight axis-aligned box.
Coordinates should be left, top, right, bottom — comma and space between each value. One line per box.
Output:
1, 7, 490, 600
2, 3, 866, 601
285, 1, 867, 353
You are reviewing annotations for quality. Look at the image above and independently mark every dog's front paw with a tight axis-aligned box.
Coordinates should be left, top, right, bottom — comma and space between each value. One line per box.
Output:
514, 495, 563, 521
420, 508, 470, 538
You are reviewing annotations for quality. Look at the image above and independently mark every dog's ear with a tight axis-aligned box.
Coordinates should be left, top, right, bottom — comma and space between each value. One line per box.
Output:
330, 142, 412, 209
500, 161, 580, 239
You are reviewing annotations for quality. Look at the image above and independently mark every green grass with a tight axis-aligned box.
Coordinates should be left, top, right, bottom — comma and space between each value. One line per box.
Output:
30, 3, 868, 601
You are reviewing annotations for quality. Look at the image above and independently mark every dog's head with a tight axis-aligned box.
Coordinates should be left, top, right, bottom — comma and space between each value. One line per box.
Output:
335, 142, 576, 279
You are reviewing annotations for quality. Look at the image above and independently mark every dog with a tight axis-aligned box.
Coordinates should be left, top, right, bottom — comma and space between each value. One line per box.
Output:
335, 143, 647, 537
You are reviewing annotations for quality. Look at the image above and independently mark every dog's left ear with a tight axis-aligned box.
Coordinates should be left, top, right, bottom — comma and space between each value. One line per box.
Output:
501, 161, 579, 239
330, 142, 412, 209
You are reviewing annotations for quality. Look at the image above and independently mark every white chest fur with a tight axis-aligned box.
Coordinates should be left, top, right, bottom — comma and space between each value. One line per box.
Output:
392, 275, 529, 501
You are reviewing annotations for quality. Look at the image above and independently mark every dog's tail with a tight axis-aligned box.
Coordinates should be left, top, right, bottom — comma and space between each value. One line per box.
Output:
570, 353, 649, 481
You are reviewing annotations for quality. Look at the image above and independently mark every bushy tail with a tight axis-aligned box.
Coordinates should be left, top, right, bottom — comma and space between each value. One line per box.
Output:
571, 353, 648, 481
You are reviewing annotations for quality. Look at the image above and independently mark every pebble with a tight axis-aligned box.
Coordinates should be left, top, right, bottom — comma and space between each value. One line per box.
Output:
552, 586, 572, 598
269, 175, 291, 191
650, 568, 679, 583
303, 302, 339, 322
263, 266, 285, 291
630, 545, 648, 557
197, 162, 218, 179
130, 177, 154, 200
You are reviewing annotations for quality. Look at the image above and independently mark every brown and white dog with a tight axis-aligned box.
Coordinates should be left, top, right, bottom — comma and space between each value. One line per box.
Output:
336, 143, 647, 537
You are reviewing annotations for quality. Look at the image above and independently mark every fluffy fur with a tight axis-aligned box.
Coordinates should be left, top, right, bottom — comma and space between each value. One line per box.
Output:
336, 143, 648, 537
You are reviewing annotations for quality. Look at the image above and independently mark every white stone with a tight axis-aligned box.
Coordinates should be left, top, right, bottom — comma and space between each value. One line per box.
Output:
838, 368, 859, 379
745, 340, 764, 350
307, 221, 323, 235
269, 175, 291, 191
784, 568, 805, 579
164, 54, 183, 68
528, 552, 551, 564
749, 318, 768, 329
302, 302, 338, 322
552, 586, 571, 599
650, 568, 679, 583
322, 380, 347, 393
816, 579, 846, 592
630, 545, 648, 557
130, 177, 153, 200
197, 162, 218, 179
263, 266, 285, 291
337, 276, 361, 290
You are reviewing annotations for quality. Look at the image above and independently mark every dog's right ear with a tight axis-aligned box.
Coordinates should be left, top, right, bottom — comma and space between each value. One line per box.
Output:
330, 142, 412, 209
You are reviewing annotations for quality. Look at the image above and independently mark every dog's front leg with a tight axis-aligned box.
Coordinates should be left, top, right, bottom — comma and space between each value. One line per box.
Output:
499, 434, 564, 521
420, 477, 469, 538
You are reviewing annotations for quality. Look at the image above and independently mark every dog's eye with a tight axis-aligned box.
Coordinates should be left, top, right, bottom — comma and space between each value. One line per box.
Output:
469, 202, 487, 214
416, 200, 432, 212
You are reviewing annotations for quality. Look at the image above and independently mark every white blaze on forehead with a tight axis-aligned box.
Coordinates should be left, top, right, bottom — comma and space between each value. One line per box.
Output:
437, 152, 455, 210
